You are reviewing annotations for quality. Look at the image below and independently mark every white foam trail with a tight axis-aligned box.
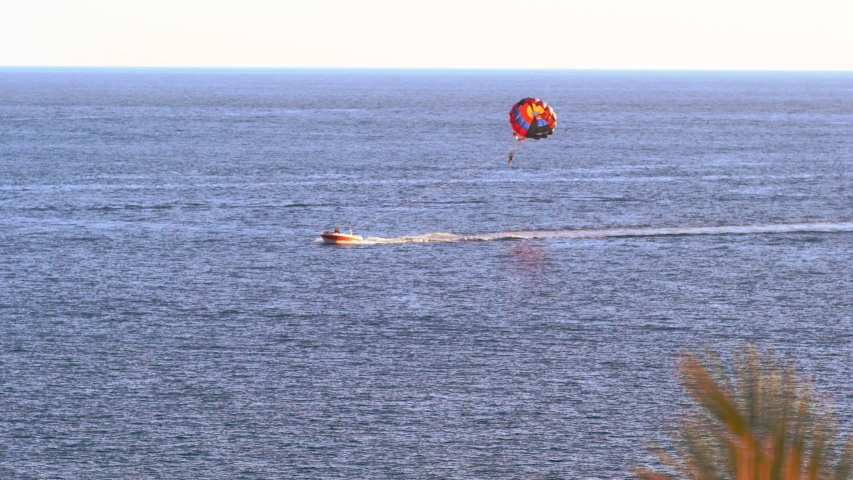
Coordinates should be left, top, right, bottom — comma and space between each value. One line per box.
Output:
360, 222, 853, 245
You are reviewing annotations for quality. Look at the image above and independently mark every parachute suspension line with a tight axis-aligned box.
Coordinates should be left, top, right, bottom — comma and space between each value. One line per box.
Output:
356, 143, 524, 229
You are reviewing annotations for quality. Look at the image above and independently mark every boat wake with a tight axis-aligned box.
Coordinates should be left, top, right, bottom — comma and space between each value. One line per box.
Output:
359, 222, 853, 245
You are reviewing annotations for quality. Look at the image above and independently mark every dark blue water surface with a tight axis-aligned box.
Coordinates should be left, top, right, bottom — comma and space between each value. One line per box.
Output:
1, 69, 852, 478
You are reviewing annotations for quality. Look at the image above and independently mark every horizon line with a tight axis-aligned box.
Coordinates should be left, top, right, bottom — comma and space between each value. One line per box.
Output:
2, 66, 853, 74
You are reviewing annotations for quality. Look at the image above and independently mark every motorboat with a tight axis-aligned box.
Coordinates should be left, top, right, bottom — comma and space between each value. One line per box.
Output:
321, 231, 363, 244
321, 227, 363, 244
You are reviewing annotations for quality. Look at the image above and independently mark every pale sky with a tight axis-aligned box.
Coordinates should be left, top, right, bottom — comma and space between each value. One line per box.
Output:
1, 0, 852, 70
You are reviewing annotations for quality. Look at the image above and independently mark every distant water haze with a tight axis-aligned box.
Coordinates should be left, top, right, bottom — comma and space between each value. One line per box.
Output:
1, 70, 851, 478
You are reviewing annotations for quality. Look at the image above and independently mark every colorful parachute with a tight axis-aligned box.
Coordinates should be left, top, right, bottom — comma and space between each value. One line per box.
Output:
509, 98, 557, 141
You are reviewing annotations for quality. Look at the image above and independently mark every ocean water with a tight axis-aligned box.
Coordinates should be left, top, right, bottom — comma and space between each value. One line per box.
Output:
1, 69, 852, 478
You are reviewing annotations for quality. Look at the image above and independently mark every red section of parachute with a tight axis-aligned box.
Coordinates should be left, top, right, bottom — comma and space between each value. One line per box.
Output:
509, 98, 557, 141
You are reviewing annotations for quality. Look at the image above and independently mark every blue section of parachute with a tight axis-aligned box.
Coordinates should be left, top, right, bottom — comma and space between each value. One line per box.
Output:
511, 107, 530, 130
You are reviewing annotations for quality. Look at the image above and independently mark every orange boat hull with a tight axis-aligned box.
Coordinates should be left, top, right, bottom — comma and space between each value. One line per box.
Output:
321, 232, 363, 244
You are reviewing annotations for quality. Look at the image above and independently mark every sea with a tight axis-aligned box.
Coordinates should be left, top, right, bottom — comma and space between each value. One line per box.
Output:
1, 69, 851, 478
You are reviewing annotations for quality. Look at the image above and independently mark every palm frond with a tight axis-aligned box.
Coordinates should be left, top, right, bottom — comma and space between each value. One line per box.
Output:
637, 345, 852, 480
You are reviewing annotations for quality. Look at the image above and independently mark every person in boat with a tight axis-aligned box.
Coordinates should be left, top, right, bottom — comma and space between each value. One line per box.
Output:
508, 151, 514, 165
333, 227, 340, 233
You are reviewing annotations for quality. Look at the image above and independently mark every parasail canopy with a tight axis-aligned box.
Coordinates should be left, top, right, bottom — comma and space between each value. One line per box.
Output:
509, 98, 557, 141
